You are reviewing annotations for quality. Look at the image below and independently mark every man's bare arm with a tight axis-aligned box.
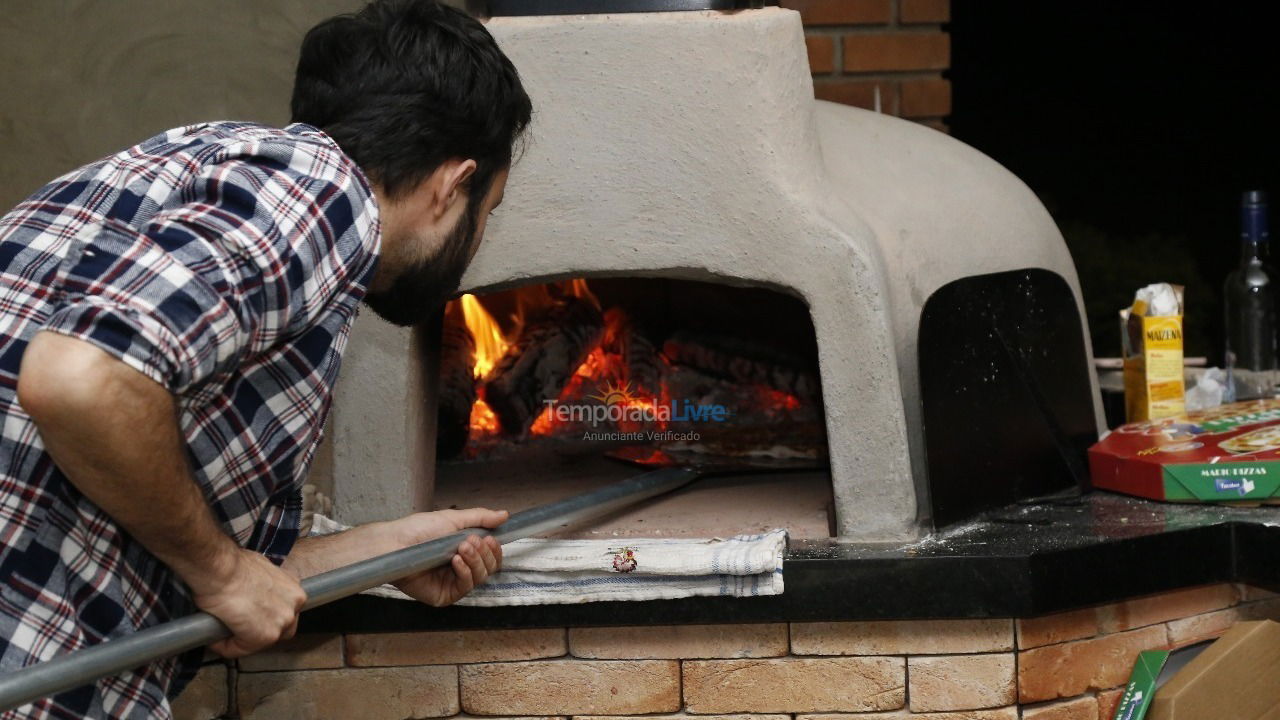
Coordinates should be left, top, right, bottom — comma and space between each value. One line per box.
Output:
283, 508, 507, 607
17, 331, 305, 658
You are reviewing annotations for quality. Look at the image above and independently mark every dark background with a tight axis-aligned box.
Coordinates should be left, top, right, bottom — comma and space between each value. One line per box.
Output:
948, 1, 1279, 361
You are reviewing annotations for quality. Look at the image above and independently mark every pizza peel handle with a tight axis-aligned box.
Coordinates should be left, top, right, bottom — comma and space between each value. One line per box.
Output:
0, 467, 701, 713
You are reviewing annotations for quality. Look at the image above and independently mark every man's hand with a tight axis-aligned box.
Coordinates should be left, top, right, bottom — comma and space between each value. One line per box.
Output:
283, 507, 509, 607
191, 548, 308, 658
387, 508, 507, 607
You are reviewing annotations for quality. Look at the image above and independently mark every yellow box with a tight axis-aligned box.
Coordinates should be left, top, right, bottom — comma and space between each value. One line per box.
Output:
1124, 313, 1185, 422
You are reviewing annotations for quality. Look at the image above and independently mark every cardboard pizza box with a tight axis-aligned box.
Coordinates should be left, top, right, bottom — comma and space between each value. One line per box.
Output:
1146, 620, 1280, 720
1089, 399, 1280, 503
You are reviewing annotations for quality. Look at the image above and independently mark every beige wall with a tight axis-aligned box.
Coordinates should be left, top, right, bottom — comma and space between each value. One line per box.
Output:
0, 0, 388, 209
0, 0, 459, 503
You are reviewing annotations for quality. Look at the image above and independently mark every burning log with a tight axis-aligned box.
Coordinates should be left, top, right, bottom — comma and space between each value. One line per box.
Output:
662, 331, 820, 401
436, 302, 477, 459
621, 329, 662, 399
484, 296, 605, 435
603, 308, 663, 399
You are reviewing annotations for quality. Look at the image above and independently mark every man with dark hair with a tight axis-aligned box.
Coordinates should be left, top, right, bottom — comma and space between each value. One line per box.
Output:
0, 1, 532, 717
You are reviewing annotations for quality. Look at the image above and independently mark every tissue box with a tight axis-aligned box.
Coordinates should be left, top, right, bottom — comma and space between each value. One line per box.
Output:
1089, 398, 1280, 503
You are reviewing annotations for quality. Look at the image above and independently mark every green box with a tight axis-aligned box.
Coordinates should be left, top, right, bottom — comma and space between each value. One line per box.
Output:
1111, 642, 1211, 720
1112, 650, 1168, 720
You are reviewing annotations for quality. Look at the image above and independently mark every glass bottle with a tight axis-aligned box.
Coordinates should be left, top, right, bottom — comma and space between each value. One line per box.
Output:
1224, 190, 1276, 400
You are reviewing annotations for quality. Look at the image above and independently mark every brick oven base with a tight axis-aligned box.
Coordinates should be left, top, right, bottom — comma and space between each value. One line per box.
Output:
175, 583, 1280, 720
171, 494, 1280, 719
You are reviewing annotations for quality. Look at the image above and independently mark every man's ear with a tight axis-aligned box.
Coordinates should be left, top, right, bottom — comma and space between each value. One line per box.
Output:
433, 158, 478, 220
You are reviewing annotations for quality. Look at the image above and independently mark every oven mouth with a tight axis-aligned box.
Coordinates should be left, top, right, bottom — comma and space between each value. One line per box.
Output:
430, 276, 835, 540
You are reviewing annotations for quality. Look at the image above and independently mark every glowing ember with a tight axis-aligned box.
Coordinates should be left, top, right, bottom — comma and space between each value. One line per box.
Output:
576, 345, 609, 378
460, 294, 508, 380
756, 386, 803, 412
469, 396, 500, 435
528, 405, 555, 436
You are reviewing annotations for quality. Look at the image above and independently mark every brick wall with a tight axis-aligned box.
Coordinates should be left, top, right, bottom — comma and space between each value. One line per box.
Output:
173, 583, 1280, 720
780, 0, 951, 132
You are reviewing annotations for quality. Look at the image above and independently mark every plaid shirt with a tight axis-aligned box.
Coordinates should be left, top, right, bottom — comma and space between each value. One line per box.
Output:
0, 122, 380, 718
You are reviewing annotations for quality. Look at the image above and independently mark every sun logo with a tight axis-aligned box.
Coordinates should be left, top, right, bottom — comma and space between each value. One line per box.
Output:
590, 379, 637, 406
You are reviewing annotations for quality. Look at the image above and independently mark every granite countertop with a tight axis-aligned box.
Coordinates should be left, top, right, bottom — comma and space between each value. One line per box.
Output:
300, 492, 1280, 633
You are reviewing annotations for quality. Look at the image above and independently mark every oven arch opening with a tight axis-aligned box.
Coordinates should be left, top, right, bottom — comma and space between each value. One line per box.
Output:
428, 275, 836, 540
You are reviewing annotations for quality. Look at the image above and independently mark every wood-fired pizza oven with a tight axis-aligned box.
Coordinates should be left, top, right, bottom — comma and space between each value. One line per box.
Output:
321, 5, 1103, 543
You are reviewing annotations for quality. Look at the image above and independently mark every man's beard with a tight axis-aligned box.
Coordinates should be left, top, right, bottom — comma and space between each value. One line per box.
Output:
362, 201, 478, 327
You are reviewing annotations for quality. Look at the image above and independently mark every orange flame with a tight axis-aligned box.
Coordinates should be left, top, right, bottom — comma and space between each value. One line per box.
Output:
566, 277, 601, 310
460, 294, 508, 380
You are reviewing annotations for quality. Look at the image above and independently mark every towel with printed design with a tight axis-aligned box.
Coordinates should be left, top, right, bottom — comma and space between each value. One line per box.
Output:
309, 516, 786, 606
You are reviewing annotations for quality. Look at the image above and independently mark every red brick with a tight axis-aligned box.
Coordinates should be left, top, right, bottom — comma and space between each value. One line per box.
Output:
814, 79, 895, 113
238, 666, 458, 719
792, 619, 1012, 655
683, 657, 904, 713
170, 663, 228, 720
900, 77, 951, 118
901, 0, 951, 24
586, 716, 788, 720
800, 710, 1017, 720
440, 712, 560, 717
1098, 584, 1239, 633
1166, 608, 1240, 646
780, 0, 892, 26
908, 654, 1015, 712
238, 634, 343, 672
843, 33, 949, 72
1018, 625, 1166, 703
1022, 696, 1099, 720
806, 34, 836, 74
569, 623, 786, 659
1097, 688, 1126, 719
346, 628, 565, 666
588, 712, 788, 717
460, 660, 679, 715
1017, 608, 1101, 649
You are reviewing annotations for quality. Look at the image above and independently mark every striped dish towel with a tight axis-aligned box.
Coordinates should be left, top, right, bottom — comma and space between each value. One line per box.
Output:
309, 516, 786, 606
